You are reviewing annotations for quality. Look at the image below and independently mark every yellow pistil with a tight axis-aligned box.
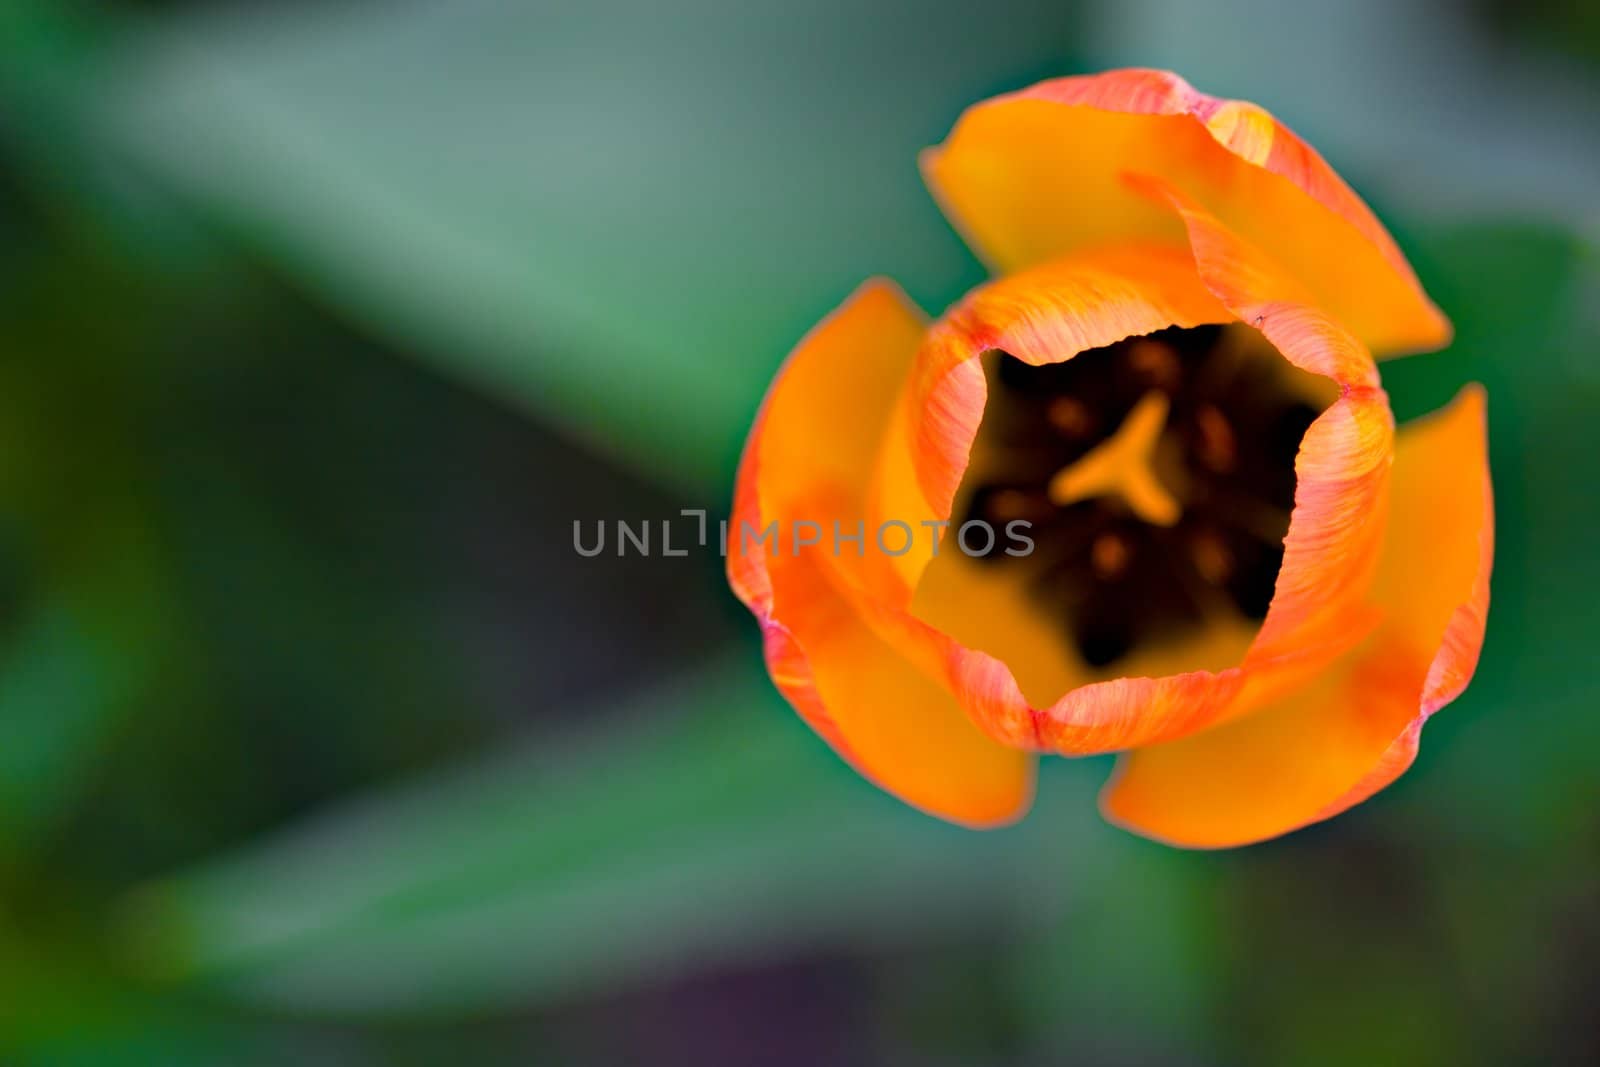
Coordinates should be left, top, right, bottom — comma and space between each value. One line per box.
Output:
1047, 391, 1182, 525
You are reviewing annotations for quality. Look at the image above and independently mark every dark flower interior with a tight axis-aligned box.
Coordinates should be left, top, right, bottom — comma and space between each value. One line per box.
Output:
957, 324, 1330, 669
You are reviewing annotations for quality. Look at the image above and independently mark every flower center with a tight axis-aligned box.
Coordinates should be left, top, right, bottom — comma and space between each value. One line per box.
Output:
958, 324, 1325, 669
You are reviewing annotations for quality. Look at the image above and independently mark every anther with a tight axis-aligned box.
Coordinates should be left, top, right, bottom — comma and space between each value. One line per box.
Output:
984, 488, 1053, 523
1194, 404, 1237, 473
1126, 339, 1181, 390
1091, 533, 1132, 580
1189, 530, 1234, 585
1046, 396, 1093, 437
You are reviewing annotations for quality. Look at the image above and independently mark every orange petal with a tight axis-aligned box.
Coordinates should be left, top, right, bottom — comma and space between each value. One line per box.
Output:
922, 68, 1450, 356
850, 243, 1397, 757
866, 242, 1232, 603
728, 279, 927, 616
1227, 309, 1395, 714
1121, 178, 1399, 712
729, 279, 1035, 826
1100, 386, 1492, 847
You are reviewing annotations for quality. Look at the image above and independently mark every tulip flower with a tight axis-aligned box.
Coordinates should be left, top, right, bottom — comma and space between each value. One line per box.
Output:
727, 69, 1492, 847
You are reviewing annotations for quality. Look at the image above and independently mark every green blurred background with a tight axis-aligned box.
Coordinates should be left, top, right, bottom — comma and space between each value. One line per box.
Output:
2, 0, 1597, 1063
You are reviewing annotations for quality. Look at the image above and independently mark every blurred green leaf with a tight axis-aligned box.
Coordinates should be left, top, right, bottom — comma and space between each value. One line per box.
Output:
0, 246, 179, 855
1377, 221, 1600, 844
82, 0, 1087, 495
128, 651, 1118, 1017
109, 219, 1600, 1032
0, 601, 136, 846
1005, 836, 1222, 1061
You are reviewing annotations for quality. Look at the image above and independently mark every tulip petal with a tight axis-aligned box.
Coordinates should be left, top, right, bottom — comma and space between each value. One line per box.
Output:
867, 242, 1233, 602
1117, 177, 1400, 716
851, 244, 1396, 758
922, 68, 1450, 355
728, 279, 927, 616
869, 246, 1252, 754
759, 551, 1036, 827
1099, 386, 1492, 847
729, 279, 1035, 826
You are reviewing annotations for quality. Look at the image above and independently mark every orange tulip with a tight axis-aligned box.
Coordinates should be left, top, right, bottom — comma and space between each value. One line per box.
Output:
727, 69, 1492, 847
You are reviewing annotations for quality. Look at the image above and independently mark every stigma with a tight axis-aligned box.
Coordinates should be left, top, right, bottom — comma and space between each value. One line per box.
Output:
1047, 390, 1182, 526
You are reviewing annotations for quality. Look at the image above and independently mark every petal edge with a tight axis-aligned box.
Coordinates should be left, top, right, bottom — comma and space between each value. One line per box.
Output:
1099, 385, 1492, 847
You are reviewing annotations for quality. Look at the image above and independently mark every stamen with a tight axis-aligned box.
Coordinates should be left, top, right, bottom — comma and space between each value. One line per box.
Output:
1126, 339, 1181, 389
1189, 529, 1234, 585
1046, 396, 1093, 437
1194, 404, 1237, 473
983, 488, 1055, 523
1090, 533, 1132, 580
1046, 391, 1182, 526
